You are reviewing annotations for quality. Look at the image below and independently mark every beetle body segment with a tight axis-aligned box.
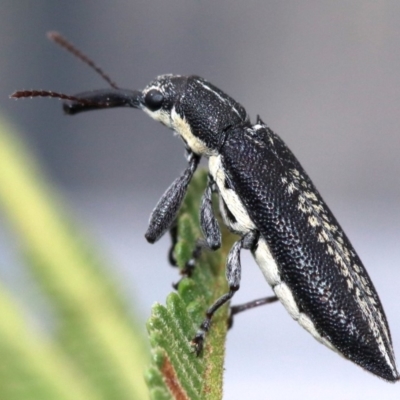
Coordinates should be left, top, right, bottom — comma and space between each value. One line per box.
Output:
15, 69, 398, 381
136, 75, 398, 380
217, 123, 397, 380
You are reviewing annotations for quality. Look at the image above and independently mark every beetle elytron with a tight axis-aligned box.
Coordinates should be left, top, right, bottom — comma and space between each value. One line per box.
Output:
11, 32, 398, 381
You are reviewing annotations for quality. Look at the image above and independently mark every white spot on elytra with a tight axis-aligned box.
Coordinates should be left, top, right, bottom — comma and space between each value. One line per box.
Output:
308, 215, 320, 227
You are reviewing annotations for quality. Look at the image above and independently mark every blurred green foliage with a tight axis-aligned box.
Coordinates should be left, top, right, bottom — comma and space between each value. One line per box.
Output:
0, 115, 233, 399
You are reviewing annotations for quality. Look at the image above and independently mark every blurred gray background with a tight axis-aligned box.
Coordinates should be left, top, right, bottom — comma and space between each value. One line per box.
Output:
1, 1, 400, 399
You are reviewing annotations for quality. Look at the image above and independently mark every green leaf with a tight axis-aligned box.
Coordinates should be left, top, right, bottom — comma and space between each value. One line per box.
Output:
0, 111, 238, 399
146, 170, 238, 400
0, 113, 149, 399
0, 284, 100, 400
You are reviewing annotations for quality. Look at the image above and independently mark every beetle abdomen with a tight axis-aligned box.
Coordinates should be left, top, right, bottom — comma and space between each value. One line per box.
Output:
220, 124, 398, 381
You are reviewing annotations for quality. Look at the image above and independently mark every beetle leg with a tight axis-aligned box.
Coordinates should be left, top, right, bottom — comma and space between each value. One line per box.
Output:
168, 223, 178, 267
145, 152, 200, 243
192, 231, 258, 354
230, 295, 278, 316
171, 173, 220, 287
200, 174, 221, 250
171, 239, 209, 290
168, 222, 205, 270
228, 295, 279, 329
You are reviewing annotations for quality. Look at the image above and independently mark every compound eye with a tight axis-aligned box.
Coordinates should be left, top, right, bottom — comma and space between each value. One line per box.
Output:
144, 89, 164, 111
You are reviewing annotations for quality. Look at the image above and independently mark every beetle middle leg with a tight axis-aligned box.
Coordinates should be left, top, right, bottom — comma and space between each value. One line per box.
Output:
170, 174, 221, 288
183, 173, 221, 273
200, 174, 221, 250
192, 230, 258, 354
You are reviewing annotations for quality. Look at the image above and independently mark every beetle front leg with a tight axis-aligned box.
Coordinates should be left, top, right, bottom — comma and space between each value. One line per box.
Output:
168, 222, 204, 269
145, 152, 200, 243
167, 222, 179, 267
192, 230, 258, 354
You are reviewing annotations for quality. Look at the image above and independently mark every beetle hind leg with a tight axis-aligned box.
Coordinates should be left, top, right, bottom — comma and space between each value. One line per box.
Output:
228, 295, 278, 329
192, 231, 258, 354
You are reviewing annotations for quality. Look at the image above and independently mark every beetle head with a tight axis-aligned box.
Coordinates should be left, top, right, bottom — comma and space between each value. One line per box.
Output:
140, 74, 250, 156
12, 73, 250, 157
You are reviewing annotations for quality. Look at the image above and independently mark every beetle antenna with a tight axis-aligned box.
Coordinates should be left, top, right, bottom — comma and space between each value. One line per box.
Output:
47, 31, 119, 89
10, 90, 95, 106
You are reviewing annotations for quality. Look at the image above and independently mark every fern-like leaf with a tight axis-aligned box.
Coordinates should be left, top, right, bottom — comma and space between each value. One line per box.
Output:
0, 114, 149, 399
147, 170, 237, 400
